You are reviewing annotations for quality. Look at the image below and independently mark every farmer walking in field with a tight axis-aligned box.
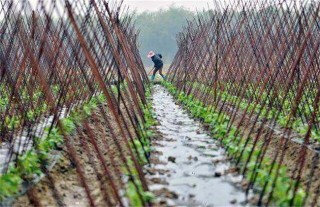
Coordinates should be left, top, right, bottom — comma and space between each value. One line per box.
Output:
147, 51, 166, 81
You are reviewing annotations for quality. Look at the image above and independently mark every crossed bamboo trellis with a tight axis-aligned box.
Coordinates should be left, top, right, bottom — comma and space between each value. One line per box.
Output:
3, 0, 320, 206
0, 0, 151, 206
169, 0, 320, 205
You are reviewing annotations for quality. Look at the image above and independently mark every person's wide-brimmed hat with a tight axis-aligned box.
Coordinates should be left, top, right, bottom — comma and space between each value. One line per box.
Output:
147, 51, 155, 58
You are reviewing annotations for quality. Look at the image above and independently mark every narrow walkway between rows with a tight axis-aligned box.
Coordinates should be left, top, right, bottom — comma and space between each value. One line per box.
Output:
146, 85, 249, 206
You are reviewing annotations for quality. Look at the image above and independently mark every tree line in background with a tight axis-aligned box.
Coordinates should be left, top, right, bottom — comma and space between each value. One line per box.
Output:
134, 6, 195, 69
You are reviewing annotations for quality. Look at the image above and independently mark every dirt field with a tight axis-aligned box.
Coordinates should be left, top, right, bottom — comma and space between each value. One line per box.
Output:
13, 107, 132, 207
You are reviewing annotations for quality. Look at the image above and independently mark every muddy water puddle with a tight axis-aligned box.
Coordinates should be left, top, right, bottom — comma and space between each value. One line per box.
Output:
146, 85, 250, 206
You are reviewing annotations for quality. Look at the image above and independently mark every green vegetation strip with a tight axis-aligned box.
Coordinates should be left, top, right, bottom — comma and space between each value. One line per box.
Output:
191, 82, 320, 143
124, 85, 156, 206
0, 85, 62, 131
0, 93, 104, 201
0, 80, 158, 206
1, 82, 157, 206
163, 81, 306, 206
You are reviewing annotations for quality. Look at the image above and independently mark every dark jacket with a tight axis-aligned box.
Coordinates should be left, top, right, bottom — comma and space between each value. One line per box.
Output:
151, 54, 163, 69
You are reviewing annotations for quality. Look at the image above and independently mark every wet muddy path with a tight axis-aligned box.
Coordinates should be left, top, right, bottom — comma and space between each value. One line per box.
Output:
146, 85, 249, 206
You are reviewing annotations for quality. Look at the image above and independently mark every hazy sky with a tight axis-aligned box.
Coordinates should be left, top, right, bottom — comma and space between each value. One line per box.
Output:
25, 0, 216, 13
115, 0, 313, 13
0, 0, 218, 20
15, 0, 313, 16
122, 0, 215, 12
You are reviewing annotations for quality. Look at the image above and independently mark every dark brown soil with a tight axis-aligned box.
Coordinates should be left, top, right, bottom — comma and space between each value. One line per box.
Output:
13, 106, 133, 207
